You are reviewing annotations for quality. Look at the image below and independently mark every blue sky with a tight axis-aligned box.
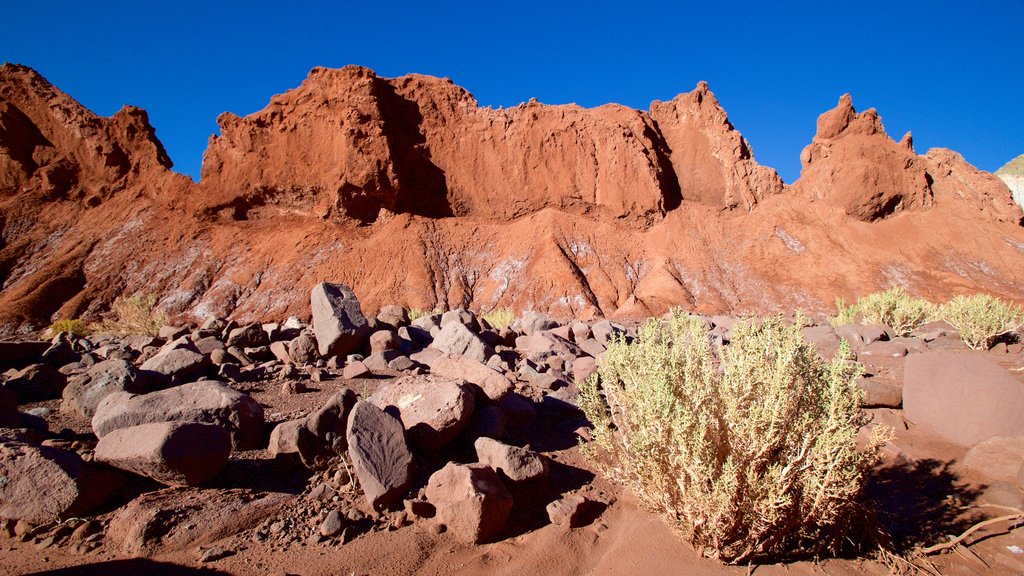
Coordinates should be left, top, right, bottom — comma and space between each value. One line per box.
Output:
2, 1, 1021, 183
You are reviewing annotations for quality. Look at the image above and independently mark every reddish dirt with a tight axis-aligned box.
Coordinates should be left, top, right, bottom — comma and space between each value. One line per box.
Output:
1, 64, 1022, 334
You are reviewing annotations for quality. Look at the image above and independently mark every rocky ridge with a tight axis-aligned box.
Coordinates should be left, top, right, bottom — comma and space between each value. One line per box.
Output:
0, 64, 1022, 334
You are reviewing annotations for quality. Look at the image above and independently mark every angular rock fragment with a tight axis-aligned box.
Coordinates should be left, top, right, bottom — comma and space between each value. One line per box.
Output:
426, 462, 513, 544
474, 437, 549, 483
311, 282, 370, 358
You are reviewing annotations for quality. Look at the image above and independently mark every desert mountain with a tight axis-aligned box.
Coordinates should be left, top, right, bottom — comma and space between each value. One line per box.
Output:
1, 63, 1022, 333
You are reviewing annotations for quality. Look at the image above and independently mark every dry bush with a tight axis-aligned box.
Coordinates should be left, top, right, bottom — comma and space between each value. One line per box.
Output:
94, 294, 167, 336
830, 288, 933, 336
580, 310, 889, 564
48, 318, 89, 337
939, 294, 1024, 350
407, 308, 439, 322
481, 307, 515, 330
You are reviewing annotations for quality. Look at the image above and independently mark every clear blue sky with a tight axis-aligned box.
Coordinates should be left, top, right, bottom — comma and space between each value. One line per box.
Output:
2, 1, 1021, 184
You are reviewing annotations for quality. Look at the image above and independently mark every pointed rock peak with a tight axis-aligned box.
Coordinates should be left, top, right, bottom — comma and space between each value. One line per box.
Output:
815, 93, 857, 139
899, 131, 914, 151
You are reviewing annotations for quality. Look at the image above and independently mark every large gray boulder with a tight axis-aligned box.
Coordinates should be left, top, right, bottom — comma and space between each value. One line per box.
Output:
92, 381, 265, 450
368, 374, 475, 452
904, 351, 1024, 447
95, 421, 231, 486
62, 358, 149, 418
430, 322, 491, 363
139, 348, 211, 386
311, 282, 370, 358
346, 401, 414, 510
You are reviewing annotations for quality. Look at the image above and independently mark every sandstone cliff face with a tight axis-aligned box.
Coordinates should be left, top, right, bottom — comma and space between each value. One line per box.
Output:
1, 64, 1022, 334
793, 94, 934, 221
649, 82, 784, 211
201, 65, 678, 223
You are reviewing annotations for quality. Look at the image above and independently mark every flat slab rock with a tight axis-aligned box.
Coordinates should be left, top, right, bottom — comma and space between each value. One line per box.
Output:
903, 351, 1024, 447
346, 401, 414, 510
108, 487, 293, 556
95, 421, 232, 486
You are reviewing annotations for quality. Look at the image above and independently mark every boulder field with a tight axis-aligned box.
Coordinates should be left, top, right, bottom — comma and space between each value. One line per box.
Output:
2, 285, 1024, 575
1, 64, 1022, 335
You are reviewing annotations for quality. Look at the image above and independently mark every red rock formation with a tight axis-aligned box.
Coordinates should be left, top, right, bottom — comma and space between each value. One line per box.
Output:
1, 64, 1022, 335
650, 82, 784, 210
793, 94, 933, 221
924, 148, 1023, 225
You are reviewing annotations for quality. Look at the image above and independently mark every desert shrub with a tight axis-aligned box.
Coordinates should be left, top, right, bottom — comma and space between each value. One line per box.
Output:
94, 294, 167, 336
408, 308, 439, 322
579, 310, 889, 564
48, 318, 89, 337
939, 294, 1024, 350
829, 288, 933, 337
829, 297, 860, 328
481, 307, 515, 330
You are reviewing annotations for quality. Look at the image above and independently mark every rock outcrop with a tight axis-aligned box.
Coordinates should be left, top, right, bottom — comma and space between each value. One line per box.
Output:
792, 94, 933, 221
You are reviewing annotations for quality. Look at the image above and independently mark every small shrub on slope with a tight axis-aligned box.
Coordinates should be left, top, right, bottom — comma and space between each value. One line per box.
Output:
48, 318, 89, 337
579, 310, 889, 564
829, 288, 933, 337
939, 294, 1024, 350
94, 294, 167, 336
481, 307, 515, 330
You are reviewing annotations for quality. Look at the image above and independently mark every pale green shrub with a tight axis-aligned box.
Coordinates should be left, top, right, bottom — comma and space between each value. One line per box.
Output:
939, 294, 1024, 350
579, 310, 888, 564
408, 308, 439, 322
829, 288, 933, 337
830, 297, 860, 328
94, 294, 167, 336
481, 307, 515, 330
48, 318, 89, 337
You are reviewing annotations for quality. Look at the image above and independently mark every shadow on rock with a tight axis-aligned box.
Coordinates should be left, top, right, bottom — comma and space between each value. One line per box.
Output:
865, 457, 982, 553
25, 558, 233, 575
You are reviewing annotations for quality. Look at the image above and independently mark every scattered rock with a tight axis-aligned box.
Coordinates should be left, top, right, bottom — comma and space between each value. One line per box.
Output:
474, 437, 549, 483
61, 358, 149, 418
546, 492, 605, 529
107, 487, 292, 556
430, 322, 492, 364
961, 436, 1024, 484
139, 348, 211, 385
0, 433, 121, 524
428, 353, 513, 401
288, 333, 320, 365
426, 462, 513, 544
342, 360, 370, 379
95, 421, 232, 486
3, 363, 67, 401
